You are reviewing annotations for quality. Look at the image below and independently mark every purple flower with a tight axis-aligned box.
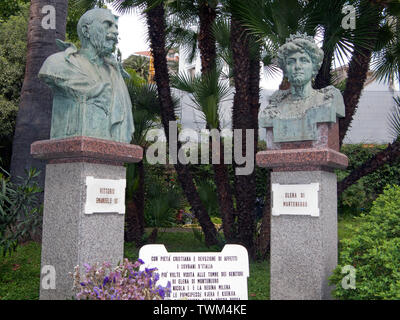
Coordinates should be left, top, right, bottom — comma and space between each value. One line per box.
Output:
138, 259, 145, 264
158, 287, 165, 299
73, 258, 168, 300
83, 263, 91, 272
103, 276, 109, 287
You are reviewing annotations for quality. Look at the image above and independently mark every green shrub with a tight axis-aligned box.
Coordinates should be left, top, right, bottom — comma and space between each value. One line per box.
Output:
338, 144, 400, 216
0, 167, 43, 256
143, 163, 184, 228
330, 185, 400, 299
0, 96, 17, 143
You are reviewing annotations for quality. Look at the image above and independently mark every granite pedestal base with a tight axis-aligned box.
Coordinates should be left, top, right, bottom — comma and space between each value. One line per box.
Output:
270, 170, 337, 300
31, 137, 143, 300
256, 147, 347, 300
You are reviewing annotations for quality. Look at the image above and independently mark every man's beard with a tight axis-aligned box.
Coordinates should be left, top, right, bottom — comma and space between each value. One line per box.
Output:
90, 30, 117, 58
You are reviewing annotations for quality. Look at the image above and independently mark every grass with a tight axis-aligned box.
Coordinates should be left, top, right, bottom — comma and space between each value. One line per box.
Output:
0, 217, 359, 300
0, 242, 41, 300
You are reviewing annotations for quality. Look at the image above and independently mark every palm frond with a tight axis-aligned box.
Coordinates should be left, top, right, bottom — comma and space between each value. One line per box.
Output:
170, 72, 200, 93
166, 0, 199, 25
166, 23, 199, 64
372, 16, 400, 84
171, 68, 231, 129
196, 179, 219, 216
111, 0, 149, 15
213, 17, 231, 51
126, 80, 162, 146
262, 53, 281, 79
69, 0, 107, 13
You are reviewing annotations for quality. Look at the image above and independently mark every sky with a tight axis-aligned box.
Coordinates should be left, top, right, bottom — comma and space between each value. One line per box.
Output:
111, 7, 150, 59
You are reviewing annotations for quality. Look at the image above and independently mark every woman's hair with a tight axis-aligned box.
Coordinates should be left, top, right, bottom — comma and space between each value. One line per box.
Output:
276, 33, 324, 77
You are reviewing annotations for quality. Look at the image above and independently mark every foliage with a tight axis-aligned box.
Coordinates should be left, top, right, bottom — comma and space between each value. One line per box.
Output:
143, 164, 184, 228
0, 4, 28, 102
72, 258, 171, 300
171, 67, 231, 130
126, 80, 161, 146
338, 144, 400, 216
0, 3, 28, 116
0, 0, 29, 23
0, 168, 43, 257
0, 97, 18, 145
0, 3, 28, 168
371, 2, 400, 84
196, 179, 219, 217
330, 185, 400, 299
123, 54, 150, 80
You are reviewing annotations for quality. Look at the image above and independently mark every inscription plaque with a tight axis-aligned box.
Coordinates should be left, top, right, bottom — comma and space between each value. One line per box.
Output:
139, 244, 249, 300
85, 176, 126, 214
272, 183, 319, 217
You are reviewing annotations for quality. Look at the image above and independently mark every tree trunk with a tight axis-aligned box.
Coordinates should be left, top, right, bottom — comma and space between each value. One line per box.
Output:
339, 46, 374, 146
338, 140, 400, 196
125, 161, 145, 246
230, 17, 258, 258
198, 2, 217, 75
197, 3, 236, 242
339, 3, 380, 146
213, 155, 236, 242
314, 27, 334, 90
146, 2, 219, 246
11, 0, 68, 190
279, 77, 290, 90
255, 169, 271, 260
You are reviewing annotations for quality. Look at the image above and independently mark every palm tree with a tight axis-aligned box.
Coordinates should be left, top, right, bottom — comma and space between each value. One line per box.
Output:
229, 14, 260, 257
125, 80, 161, 245
171, 67, 237, 241
123, 54, 150, 79
145, 1, 221, 246
166, 0, 218, 74
167, 1, 241, 243
10, 0, 68, 192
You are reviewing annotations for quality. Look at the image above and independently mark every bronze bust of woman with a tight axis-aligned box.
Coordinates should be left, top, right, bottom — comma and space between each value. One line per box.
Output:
259, 33, 345, 143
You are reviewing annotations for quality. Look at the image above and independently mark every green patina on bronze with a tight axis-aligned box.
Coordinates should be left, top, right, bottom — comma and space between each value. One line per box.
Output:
259, 33, 345, 142
39, 8, 134, 143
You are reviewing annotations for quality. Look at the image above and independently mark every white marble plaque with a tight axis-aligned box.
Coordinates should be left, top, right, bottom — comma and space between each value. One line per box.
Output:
84, 176, 126, 214
139, 244, 249, 300
272, 183, 319, 217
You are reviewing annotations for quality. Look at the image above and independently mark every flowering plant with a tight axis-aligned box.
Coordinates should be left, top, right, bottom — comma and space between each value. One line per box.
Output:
72, 258, 171, 300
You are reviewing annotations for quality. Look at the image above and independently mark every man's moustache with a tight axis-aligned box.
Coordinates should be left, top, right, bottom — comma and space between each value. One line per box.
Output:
106, 34, 118, 42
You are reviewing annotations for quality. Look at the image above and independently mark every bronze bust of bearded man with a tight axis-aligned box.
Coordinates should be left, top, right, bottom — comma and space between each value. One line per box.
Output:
39, 8, 134, 144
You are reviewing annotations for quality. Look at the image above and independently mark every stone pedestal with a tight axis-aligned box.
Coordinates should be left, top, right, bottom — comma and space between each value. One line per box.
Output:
256, 125, 348, 300
269, 170, 338, 300
31, 137, 143, 300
